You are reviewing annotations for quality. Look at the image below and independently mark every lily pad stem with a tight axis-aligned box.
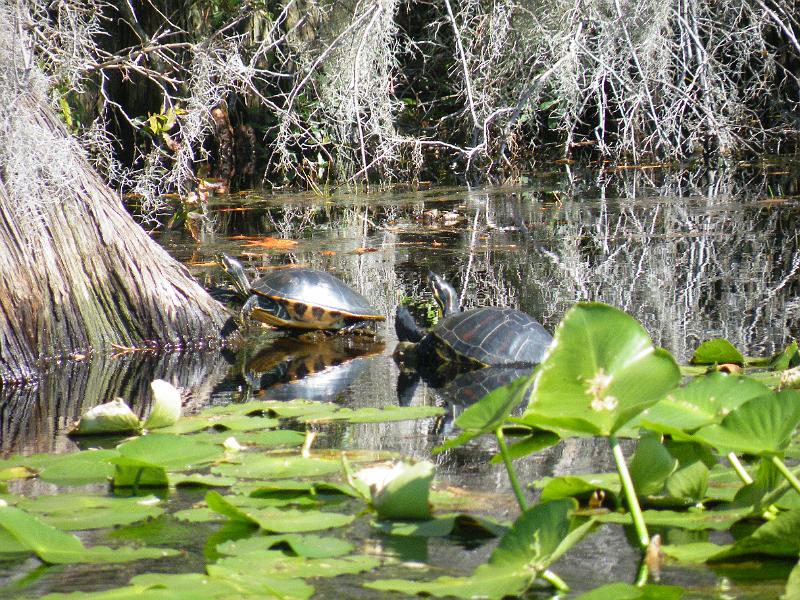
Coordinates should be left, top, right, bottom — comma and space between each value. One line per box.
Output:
542, 569, 570, 592
770, 455, 800, 496
728, 452, 753, 485
495, 426, 529, 511
610, 435, 649, 548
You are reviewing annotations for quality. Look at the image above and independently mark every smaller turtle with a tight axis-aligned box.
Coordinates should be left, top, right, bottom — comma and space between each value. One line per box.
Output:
218, 254, 384, 333
395, 273, 552, 377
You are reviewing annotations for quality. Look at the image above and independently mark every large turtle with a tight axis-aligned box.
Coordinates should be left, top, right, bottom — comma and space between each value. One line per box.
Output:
395, 273, 552, 376
218, 254, 384, 333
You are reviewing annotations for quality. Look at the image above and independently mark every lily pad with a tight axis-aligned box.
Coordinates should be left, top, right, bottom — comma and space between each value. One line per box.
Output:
212, 454, 340, 480
210, 550, 380, 580
205, 491, 354, 532
217, 534, 353, 558
519, 303, 680, 437
17, 494, 163, 530
0, 505, 178, 564
575, 582, 684, 599
373, 513, 507, 538
597, 507, 751, 531
691, 339, 744, 366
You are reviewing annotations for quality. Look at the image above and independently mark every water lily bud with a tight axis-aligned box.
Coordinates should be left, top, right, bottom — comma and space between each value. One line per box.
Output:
70, 398, 141, 435
143, 379, 182, 429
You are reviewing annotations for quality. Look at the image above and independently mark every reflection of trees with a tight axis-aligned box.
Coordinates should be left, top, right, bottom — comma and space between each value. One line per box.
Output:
0, 352, 231, 455
513, 169, 800, 361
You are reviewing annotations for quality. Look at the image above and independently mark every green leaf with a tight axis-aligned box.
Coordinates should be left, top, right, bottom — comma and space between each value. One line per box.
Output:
17, 494, 163, 530
356, 461, 434, 520
490, 430, 561, 463
434, 376, 532, 453
205, 491, 354, 532
597, 507, 750, 531
520, 303, 680, 436
637, 373, 768, 436
489, 498, 595, 569
691, 390, 800, 456
211, 454, 340, 479
783, 558, 800, 600
661, 542, 731, 563
664, 460, 709, 503
691, 339, 744, 365
629, 432, 677, 496
711, 508, 800, 560
770, 341, 798, 371
365, 564, 533, 599
117, 434, 222, 471
111, 457, 169, 488
574, 582, 684, 600
216, 534, 353, 558
537, 473, 621, 505
0, 505, 177, 564
35, 449, 118, 486
210, 550, 380, 580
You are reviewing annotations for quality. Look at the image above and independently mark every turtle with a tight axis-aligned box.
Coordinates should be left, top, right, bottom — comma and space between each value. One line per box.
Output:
218, 254, 385, 333
394, 273, 552, 377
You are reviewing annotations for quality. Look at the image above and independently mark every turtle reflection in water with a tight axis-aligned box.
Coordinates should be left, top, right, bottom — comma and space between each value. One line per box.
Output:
218, 254, 384, 334
244, 336, 384, 402
394, 272, 552, 384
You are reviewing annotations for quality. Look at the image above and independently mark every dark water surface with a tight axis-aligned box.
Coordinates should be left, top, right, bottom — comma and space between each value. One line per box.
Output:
1, 166, 799, 597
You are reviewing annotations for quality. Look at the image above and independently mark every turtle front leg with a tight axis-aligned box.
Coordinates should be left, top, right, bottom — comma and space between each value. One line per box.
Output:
240, 295, 259, 324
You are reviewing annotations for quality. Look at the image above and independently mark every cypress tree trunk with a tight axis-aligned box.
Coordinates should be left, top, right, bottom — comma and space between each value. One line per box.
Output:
0, 22, 230, 385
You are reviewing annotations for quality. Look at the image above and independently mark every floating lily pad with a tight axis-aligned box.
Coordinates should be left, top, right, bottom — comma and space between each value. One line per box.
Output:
575, 582, 684, 599
210, 550, 380, 580
17, 494, 163, 530
25, 449, 119, 486
169, 473, 237, 487
217, 534, 353, 558
0, 506, 178, 564
598, 507, 751, 531
302, 405, 443, 423
691, 339, 744, 366
212, 454, 340, 480
205, 491, 354, 532
520, 303, 680, 437
116, 434, 223, 471
691, 390, 800, 457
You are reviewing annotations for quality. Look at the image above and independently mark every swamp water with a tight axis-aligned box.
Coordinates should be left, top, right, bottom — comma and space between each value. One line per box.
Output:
1, 166, 799, 598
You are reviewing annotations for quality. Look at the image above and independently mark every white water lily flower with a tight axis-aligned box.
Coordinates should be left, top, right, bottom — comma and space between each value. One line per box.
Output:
71, 398, 141, 435
223, 437, 244, 452
143, 379, 182, 429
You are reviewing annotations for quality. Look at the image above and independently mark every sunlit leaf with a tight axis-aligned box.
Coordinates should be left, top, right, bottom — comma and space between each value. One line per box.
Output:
217, 534, 353, 559
598, 507, 750, 531
116, 434, 223, 471
365, 564, 532, 599
211, 454, 340, 480
629, 432, 677, 496
574, 582, 684, 599
18, 494, 163, 530
210, 550, 380, 580
520, 303, 680, 436
691, 391, 800, 456
32, 449, 118, 486
637, 373, 769, 436
536, 473, 621, 505
0, 506, 178, 564
205, 491, 354, 532
691, 339, 744, 365
372, 513, 507, 538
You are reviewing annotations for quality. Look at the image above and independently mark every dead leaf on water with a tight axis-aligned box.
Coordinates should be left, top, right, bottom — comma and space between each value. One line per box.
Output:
321, 250, 337, 256
353, 247, 378, 254
229, 236, 299, 250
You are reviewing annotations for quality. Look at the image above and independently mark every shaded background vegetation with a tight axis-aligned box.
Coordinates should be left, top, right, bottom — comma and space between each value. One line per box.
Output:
15, 0, 799, 216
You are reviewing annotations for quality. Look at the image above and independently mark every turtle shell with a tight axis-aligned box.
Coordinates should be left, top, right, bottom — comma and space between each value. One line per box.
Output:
428, 307, 552, 366
247, 268, 384, 330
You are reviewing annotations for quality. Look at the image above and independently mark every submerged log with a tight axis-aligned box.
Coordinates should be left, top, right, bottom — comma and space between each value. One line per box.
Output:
0, 16, 230, 385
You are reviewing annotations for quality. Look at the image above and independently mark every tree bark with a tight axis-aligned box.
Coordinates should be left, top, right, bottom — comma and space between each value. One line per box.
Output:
0, 41, 230, 385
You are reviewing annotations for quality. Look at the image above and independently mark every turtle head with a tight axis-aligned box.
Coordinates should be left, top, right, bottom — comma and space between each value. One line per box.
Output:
428, 272, 459, 317
217, 253, 251, 299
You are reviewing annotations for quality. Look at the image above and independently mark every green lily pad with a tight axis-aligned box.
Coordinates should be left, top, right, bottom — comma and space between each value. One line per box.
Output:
365, 564, 533, 599
210, 550, 380, 580
637, 373, 769, 437
217, 534, 353, 558
303, 405, 443, 423
520, 303, 680, 437
691, 390, 800, 456
0, 505, 178, 564
205, 491, 354, 532
211, 454, 340, 480
17, 494, 163, 530
575, 582, 684, 599
116, 434, 223, 471
597, 507, 751, 531
27, 449, 119, 486
536, 473, 621, 506
169, 473, 237, 487
691, 339, 744, 365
